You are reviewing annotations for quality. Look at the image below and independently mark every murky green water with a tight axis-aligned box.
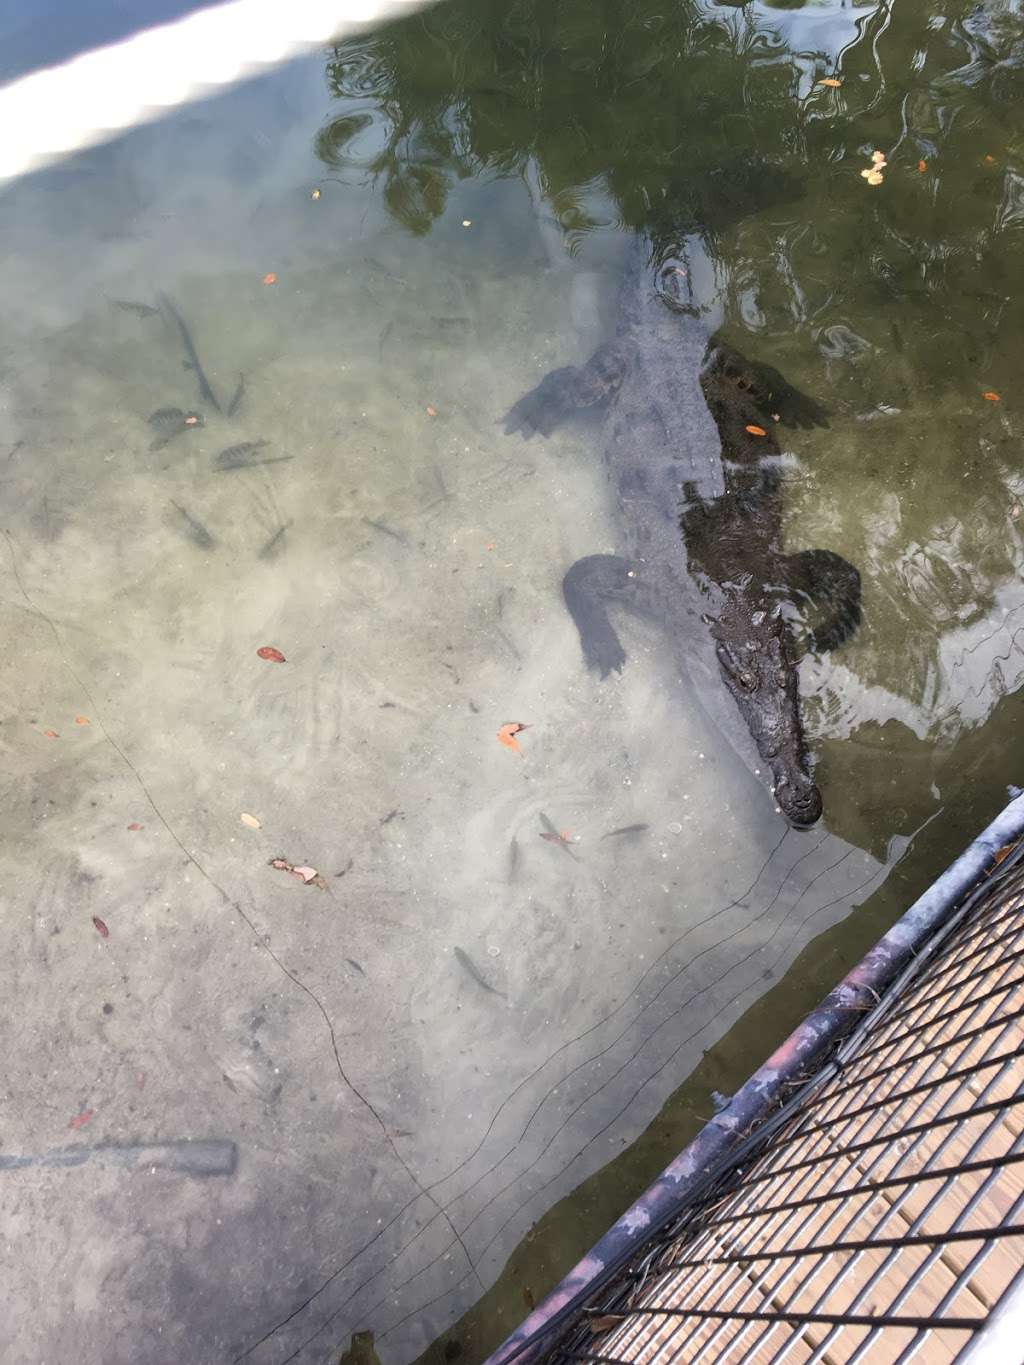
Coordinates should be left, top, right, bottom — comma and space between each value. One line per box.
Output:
3, 1, 1024, 1363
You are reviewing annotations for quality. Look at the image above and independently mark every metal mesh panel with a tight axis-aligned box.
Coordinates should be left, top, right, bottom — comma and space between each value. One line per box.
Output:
543, 854, 1024, 1365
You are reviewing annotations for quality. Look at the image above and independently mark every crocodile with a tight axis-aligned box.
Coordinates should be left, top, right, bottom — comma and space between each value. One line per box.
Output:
503, 237, 861, 825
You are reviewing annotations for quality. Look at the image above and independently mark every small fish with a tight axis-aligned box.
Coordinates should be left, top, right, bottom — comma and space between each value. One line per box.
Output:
453, 947, 506, 998
226, 373, 246, 418
507, 835, 521, 883
257, 523, 289, 560
148, 407, 204, 451
539, 811, 580, 861
158, 292, 222, 412
148, 406, 185, 429
170, 501, 215, 549
0, 1138, 237, 1175
345, 958, 365, 976
214, 439, 269, 469
362, 516, 406, 543
432, 316, 471, 329
362, 257, 409, 286
215, 456, 293, 472
111, 298, 160, 317
601, 823, 650, 840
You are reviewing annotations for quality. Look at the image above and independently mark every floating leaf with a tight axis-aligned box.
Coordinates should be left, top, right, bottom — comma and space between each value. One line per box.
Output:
917, 159, 927, 173
745, 424, 767, 437
269, 856, 326, 888
426, 405, 438, 417
257, 646, 286, 662
74, 716, 90, 726
310, 188, 321, 200
240, 812, 261, 829
983, 391, 1001, 402
262, 272, 278, 285
127, 823, 143, 831
497, 721, 528, 753
818, 77, 842, 88
69, 1109, 95, 1130
92, 916, 110, 938
42, 729, 59, 739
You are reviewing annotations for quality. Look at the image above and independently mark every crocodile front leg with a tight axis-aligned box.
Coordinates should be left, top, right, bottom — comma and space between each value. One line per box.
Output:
563, 553, 651, 678
503, 340, 629, 439
704, 337, 830, 431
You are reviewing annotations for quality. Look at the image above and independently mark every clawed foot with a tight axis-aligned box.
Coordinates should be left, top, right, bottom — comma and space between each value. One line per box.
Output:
714, 342, 829, 430
503, 367, 580, 439
582, 629, 627, 679
758, 365, 830, 430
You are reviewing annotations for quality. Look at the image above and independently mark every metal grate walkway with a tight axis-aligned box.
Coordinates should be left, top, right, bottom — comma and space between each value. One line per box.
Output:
540, 849, 1024, 1364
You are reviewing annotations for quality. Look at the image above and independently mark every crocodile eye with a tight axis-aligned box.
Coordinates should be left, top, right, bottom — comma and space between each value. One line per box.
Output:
717, 645, 757, 692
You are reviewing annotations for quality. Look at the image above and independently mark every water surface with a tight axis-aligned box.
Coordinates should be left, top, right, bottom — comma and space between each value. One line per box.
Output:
2, 1, 1024, 1363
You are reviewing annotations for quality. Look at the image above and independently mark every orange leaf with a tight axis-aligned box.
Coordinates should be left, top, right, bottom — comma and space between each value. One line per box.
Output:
262, 272, 278, 285
497, 721, 528, 754
69, 1109, 95, 1130
426, 405, 438, 417
74, 715, 90, 725
984, 154, 996, 164
257, 646, 286, 662
818, 78, 841, 88
983, 391, 1001, 402
42, 729, 59, 738
745, 424, 767, 437
127, 823, 143, 831
917, 159, 927, 173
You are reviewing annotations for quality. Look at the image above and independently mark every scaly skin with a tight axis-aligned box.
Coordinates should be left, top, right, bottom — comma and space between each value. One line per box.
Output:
504, 238, 860, 825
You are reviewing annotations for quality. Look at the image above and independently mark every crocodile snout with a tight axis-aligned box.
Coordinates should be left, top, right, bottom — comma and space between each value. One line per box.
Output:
774, 769, 823, 827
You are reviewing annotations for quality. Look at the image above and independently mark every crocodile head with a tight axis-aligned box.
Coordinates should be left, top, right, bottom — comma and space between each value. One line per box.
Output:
712, 601, 822, 827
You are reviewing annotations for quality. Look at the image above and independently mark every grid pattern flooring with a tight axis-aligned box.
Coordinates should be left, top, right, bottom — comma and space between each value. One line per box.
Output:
549, 856, 1024, 1365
